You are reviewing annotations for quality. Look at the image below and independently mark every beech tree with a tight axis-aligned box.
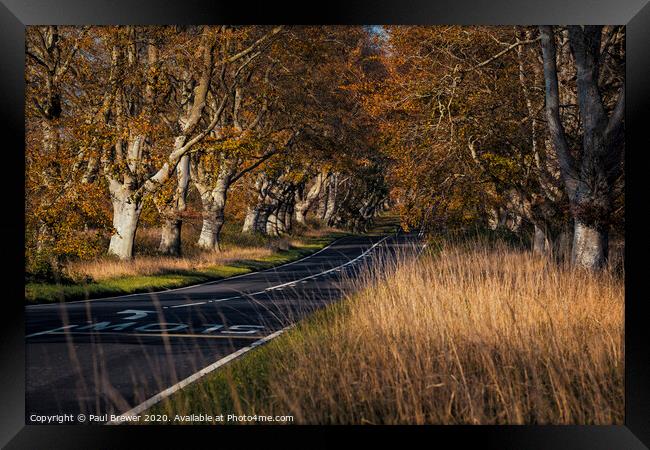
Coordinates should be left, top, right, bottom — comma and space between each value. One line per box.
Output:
156, 25, 283, 254
26, 26, 86, 254
25, 25, 625, 276
93, 26, 225, 259
539, 25, 624, 269
294, 171, 328, 225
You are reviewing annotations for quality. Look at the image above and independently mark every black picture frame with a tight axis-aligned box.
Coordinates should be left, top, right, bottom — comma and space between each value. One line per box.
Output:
2, 1, 648, 448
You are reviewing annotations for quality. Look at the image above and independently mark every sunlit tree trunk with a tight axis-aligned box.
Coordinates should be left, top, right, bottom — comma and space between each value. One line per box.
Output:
294, 172, 325, 225
194, 171, 231, 251
242, 207, 258, 233
107, 181, 143, 259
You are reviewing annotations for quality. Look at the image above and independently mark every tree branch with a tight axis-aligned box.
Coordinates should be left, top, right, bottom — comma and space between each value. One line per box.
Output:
538, 25, 578, 198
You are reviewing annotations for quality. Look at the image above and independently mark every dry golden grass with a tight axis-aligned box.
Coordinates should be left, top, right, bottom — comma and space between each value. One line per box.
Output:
210, 239, 624, 424
62, 223, 328, 281
66, 246, 273, 281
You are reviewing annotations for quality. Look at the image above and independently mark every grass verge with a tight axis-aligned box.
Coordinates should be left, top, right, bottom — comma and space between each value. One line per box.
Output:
25, 232, 345, 304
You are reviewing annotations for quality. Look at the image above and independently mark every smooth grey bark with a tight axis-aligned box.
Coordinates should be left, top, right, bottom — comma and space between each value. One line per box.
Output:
539, 25, 624, 270
283, 203, 293, 232
194, 171, 230, 251
106, 25, 280, 258
317, 192, 328, 220
572, 220, 608, 268
242, 206, 258, 233
159, 218, 182, 256
107, 180, 143, 259
243, 175, 267, 233
266, 212, 280, 236
242, 170, 294, 236
105, 29, 220, 259
323, 173, 338, 225
532, 224, 550, 255
294, 204, 307, 225
571, 223, 608, 269
267, 201, 291, 236
158, 154, 190, 255
254, 206, 272, 234
294, 173, 325, 225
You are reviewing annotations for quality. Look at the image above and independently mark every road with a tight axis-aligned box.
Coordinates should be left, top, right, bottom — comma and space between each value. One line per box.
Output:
25, 232, 418, 423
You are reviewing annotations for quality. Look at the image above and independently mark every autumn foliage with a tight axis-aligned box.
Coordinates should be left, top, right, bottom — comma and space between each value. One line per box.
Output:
25, 25, 624, 277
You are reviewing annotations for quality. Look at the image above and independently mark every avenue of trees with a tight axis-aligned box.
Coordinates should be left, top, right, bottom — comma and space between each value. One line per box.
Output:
25, 25, 624, 275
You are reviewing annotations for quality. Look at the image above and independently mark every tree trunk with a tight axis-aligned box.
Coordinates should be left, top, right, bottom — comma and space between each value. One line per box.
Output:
273, 203, 289, 234
539, 26, 624, 271
283, 203, 293, 232
295, 208, 307, 225
532, 224, 550, 255
324, 174, 337, 225
572, 221, 608, 269
318, 196, 327, 220
254, 206, 271, 234
553, 225, 573, 263
266, 211, 280, 236
159, 218, 182, 256
157, 154, 190, 255
196, 188, 227, 251
242, 207, 258, 233
107, 182, 143, 259
197, 209, 225, 251
294, 173, 325, 224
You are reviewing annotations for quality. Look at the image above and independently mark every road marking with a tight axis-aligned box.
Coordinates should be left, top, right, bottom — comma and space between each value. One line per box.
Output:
107, 325, 294, 425
135, 323, 188, 332
117, 309, 157, 320
25, 325, 77, 338
169, 302, 207, 309
39, 331, 263, 340
26, 236, 393, 338
159, 235, 390, 310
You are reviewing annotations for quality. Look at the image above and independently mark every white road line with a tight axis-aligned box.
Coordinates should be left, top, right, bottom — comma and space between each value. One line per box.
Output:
169, 302, 207, 309
107, 325, 294, 425
42, 331, 263, 340
26, 325, 77, 338
159, 235, 391, 310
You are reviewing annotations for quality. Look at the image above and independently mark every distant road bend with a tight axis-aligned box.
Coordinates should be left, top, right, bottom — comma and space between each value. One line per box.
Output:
25, 232, 420, 423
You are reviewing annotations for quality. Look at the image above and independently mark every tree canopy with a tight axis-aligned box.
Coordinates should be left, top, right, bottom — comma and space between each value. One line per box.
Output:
25, 25, 625, 274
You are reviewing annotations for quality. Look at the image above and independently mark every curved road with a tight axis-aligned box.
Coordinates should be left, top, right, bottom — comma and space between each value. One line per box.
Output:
25, 232, 419, 423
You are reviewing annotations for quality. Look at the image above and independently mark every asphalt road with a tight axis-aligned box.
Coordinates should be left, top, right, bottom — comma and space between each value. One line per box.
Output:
25, 232, 419, 423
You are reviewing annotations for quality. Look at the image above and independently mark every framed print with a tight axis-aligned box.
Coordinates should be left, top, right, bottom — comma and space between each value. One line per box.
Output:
1, 0, 648, 448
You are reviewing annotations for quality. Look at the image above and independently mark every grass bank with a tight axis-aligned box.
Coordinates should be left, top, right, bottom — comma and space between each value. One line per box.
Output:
148, 236, 624, 425
26, 228, 346, 304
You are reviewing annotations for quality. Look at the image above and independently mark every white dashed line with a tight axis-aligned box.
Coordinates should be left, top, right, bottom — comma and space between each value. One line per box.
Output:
170, 302, 207, 309
131, 236, 391, 311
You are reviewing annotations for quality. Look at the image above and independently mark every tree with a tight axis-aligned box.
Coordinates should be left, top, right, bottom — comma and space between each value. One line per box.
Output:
157, 25, 283, 253
96, 26, 224, 259
539, 26, 624, 269
294, 170, 328, 225
26, 26, 86, 255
